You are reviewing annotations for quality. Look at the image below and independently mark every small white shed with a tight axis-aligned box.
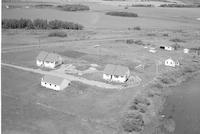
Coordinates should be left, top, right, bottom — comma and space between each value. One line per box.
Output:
165, 58, 179, 67
41, 75, 70, 91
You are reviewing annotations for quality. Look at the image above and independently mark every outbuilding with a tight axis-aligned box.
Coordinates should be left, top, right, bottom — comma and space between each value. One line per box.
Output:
160, 46, 174, 51
103, 64, 130, 83
41, 74, 70, 91
165, 58, 179, 67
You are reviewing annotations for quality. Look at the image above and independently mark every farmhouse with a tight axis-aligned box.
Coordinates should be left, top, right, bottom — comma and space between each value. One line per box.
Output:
160, 45, 174, 51
41, 74, 70, 91
36, 51, 48, 67
44, 53, 63, 69
36, 51, 63, 69
165, 58, 179, 67
103, 64, 130, 83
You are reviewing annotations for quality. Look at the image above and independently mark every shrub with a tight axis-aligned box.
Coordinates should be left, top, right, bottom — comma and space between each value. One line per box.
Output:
34, 4, 54, 8
121, 113, 144, 132
57, 4, 90, 11
160, 4, 200, 8
133, 26, 141, 30
106, 11, 138, 17
48, 31, 67, 37
163, 33, 169, 37
170, 38, 186, 43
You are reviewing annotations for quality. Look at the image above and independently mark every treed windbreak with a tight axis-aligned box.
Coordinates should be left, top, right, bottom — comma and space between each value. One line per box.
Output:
2, 18, 84, 30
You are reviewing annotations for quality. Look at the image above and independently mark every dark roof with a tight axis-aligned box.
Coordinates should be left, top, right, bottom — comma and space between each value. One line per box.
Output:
36, 51, 48, 61
42, 75, 65, 85
103, 64, 129, 76
44, 53, 61, 62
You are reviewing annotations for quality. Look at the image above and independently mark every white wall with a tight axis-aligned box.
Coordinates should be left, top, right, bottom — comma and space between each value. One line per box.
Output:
36, 60, 43, 67
44, 61, 56, 69
103, 74, 112, 81
41, 81, 61, 91
112, 75, 127, 83
165, 59, 175, 67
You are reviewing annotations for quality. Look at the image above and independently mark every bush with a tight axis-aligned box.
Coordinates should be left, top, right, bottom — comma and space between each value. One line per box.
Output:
57, 4, 90, 11
2, 18, 84, 30
48, 31, 67, 37
160, 4, 200, 8
170, 38, 186, 43
106, 11, 138, 17
121, 113, 144, 132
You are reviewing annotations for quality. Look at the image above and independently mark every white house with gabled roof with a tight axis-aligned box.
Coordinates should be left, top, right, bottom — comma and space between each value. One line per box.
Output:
44, 53, 63, 69
36, 51, 48, 67
36, 51, 63, 69
103, 64, 130, 83
41, 74, 70, 91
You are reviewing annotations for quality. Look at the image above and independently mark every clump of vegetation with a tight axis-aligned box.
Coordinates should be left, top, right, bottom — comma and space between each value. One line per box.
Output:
48, 31, 67, 37
160, 4, 200, 8
34, 4, 54, 8
131, 4, 153, 7
170, 38, 186, 43
126, 39, 150, 46
106, 11, 138, 17
163, 33, 169, 37
171, 43, 181, 50
147, 33, 156, 36
128, 26, 141, 31
2, 18, 84, 30
121, 113, 144, 132
57, 4, 90, 11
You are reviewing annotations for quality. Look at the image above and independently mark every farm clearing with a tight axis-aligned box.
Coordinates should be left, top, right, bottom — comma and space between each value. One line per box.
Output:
2, 0, 200, 134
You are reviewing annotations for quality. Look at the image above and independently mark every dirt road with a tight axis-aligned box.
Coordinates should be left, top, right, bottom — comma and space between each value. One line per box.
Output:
2, 35, 139, 53
2, 63, 123, 89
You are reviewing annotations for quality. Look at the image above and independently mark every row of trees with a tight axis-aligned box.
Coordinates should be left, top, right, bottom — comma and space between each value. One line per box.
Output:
2, 18, 84, 30
106, 11, 138, 17
57, 4, 90, 11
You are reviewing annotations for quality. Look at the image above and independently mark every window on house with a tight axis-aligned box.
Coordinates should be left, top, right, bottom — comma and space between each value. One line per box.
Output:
55, 85, 56, 87
50, 84, 51, 86
115, 75, 119, 78
45, 82, 46, 84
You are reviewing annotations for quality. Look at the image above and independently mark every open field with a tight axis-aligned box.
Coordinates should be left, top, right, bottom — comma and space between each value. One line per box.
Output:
2, 1, 200, 134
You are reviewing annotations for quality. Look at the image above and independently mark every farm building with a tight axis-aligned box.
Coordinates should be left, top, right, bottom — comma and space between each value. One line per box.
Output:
44, 53, 63, 69
41, 74, 70, 91
160, 45, 174, 51
36, 51, 63, 69
36, 51, 48, 67
103, 64, 130, 83
165, 58, 179, 67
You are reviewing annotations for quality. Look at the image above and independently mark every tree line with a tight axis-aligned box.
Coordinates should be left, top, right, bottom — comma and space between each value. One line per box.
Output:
2, 18, 84, 30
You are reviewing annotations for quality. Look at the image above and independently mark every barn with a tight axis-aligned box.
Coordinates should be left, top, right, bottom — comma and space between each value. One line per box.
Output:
103, 64, 130, 83
165, 58, 179, 67
41, 74, 70, 91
